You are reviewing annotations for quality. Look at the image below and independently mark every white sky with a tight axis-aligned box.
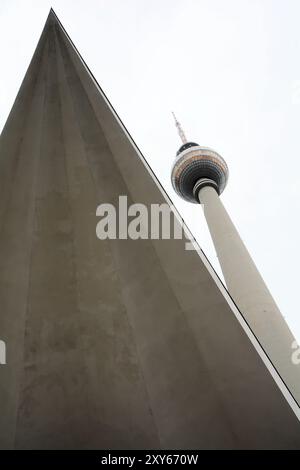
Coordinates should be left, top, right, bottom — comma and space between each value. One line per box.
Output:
0, 0, 300, 341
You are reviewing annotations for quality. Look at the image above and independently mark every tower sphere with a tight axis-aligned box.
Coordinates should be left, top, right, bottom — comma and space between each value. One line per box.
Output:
171, 142, 229, 203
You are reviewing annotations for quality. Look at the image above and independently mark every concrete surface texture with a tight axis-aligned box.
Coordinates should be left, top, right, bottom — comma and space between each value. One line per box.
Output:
199, 185, 300, 407
0, 10, 299, 449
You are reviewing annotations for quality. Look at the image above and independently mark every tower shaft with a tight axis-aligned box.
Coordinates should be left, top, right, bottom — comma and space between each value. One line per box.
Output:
199, 185, 300, 404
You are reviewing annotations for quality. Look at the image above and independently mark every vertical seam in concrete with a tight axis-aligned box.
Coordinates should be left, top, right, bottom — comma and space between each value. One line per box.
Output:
55, 24, 162, 448
0, 72, 38, 237
53, 23, 96, 439
12, 36, 49, 450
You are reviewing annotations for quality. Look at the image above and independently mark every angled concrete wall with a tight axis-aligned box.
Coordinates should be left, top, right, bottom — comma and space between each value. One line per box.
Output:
0, 10, 299, 449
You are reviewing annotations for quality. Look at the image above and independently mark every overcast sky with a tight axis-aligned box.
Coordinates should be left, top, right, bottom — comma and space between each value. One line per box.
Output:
1, 0, 300, 341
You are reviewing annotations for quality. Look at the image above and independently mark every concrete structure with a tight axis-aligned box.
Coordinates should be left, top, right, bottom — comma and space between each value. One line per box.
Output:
171, 117, 300, 409
0, 9, 300, 449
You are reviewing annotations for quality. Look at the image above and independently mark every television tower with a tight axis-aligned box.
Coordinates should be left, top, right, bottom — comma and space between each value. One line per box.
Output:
171, 115, 300, 405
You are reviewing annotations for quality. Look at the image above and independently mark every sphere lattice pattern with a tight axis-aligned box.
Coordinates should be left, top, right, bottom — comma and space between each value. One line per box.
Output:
171, 144, 229, 203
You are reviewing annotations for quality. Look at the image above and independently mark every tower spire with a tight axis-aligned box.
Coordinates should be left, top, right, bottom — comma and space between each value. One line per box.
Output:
172, 112, 187, 144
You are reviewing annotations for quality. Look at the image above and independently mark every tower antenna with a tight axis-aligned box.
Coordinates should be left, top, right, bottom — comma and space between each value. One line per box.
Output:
172, 112, 187, 144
